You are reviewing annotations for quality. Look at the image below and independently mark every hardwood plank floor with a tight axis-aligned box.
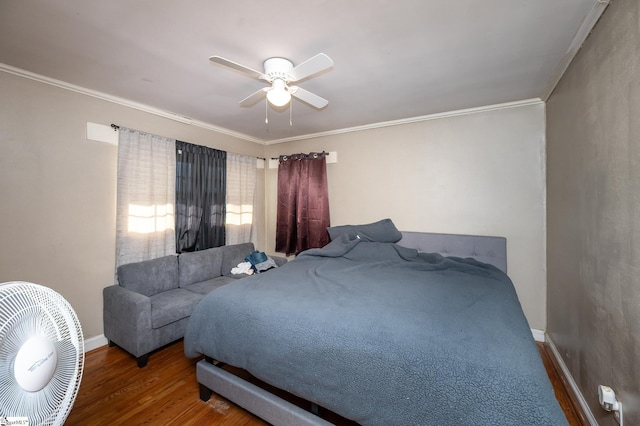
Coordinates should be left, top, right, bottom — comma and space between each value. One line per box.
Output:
66, 341, 266, 426
65, 340, 584, 425
537, 343, 586, 426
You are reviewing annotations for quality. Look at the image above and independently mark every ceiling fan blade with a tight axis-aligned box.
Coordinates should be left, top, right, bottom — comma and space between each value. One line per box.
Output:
288, 53, 334, 82
209, 56, 265, 80
290, 86, 329, 109
239, 87, 268, 107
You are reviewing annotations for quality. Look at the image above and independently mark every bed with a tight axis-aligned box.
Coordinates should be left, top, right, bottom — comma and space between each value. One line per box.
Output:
184, 220, 567, 425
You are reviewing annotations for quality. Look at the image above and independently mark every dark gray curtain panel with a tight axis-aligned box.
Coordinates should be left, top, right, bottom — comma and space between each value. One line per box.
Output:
276, 152, 330, 255
175, 141, 226, 252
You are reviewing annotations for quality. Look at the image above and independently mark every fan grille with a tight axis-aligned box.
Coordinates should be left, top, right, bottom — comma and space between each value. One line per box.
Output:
0, 282, 84, 426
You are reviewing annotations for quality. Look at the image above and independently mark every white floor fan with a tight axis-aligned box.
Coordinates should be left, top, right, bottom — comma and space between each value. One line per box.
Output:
0, 281, 84, 425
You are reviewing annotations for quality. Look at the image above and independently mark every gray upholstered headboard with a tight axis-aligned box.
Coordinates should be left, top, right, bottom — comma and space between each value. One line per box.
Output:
397, 231, 507, 274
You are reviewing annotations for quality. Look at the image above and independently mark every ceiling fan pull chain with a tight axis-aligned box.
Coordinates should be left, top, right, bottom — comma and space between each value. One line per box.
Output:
265, 98, 269, 124
290, 100, 293, 126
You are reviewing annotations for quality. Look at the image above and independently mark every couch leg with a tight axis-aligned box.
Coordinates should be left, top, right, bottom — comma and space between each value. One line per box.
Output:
137, 354, 149, 368
108, 340, 116, 347
199, 384, 212, 402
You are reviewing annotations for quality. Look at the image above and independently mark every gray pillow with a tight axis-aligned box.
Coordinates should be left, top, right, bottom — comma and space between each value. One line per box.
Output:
327, 218, 402, 243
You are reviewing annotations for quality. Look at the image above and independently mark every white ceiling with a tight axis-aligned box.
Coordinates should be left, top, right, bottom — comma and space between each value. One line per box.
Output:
0, 0, 604, 143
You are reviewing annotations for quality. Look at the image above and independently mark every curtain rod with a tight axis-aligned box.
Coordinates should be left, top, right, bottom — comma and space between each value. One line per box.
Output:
270, 152, 331, 160
110, 123, 266, 160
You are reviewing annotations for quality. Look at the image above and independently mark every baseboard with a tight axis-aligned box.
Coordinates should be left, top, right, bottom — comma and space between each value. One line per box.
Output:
531, 328, 546, 342
84, 334, 108, 353
546, 334, 598, 426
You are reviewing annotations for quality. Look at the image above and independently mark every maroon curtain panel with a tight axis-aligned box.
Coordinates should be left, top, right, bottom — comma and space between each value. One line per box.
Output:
276, 152, 330, 255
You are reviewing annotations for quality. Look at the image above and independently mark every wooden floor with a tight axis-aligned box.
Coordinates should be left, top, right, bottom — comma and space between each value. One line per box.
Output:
65, 340, 584, 425
537, 344, 585, 426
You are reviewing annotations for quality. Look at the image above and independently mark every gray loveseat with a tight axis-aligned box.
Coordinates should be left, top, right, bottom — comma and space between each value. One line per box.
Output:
103, 243, 285, 367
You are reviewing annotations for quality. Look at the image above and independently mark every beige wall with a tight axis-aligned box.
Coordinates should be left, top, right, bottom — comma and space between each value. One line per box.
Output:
1, 69, 549, 347
546, 0, 640, 424
267, 103, 549, 329
0, 71, 267, 341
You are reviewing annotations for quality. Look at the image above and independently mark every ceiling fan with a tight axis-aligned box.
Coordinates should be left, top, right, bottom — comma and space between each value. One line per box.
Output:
210, 53, 333, 109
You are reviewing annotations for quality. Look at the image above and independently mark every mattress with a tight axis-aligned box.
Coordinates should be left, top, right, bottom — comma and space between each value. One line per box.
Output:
184, 233, 566, 425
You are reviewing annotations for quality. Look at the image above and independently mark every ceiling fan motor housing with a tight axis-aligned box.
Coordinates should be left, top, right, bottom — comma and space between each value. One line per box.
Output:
263, 57, 294, 82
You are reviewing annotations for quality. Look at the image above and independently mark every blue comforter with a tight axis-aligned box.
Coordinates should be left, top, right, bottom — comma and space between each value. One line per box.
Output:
184, 235, 567, 425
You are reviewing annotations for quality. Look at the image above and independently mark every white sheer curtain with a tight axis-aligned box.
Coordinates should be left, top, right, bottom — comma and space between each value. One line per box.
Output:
225, 153, 257, 246
115, 128, 176, 271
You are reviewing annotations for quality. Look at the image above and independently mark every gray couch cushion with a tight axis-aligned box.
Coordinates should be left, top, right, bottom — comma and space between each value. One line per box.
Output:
178, 247, 224, 288
221, 243, 255, 276
118, 255, 179, 297
184, 276, 238, 295
150, 288, 203, 329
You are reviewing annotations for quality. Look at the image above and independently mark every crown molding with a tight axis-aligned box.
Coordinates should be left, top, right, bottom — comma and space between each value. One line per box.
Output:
0, 63, 264, 145
265, 98, 544, 144
3, 62, 542, 146
540, 0, 610, 101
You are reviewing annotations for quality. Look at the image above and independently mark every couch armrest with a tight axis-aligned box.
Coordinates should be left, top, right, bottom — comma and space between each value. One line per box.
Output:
103, 285, 152, 331
103, 284, 155, 358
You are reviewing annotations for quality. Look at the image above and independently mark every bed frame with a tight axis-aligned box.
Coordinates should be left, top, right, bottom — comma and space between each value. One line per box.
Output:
196, 231, 507, 425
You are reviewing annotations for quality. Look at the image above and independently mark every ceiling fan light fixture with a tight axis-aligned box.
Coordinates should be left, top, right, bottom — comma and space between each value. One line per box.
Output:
266, 79, 291, 107
211, 53, 332, 110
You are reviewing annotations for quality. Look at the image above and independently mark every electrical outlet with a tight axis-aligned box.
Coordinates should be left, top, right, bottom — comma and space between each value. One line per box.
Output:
598, 385, 623, 426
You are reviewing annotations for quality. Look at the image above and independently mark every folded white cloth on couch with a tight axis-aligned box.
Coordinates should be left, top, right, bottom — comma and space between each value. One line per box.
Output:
231, 261, 254, 275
